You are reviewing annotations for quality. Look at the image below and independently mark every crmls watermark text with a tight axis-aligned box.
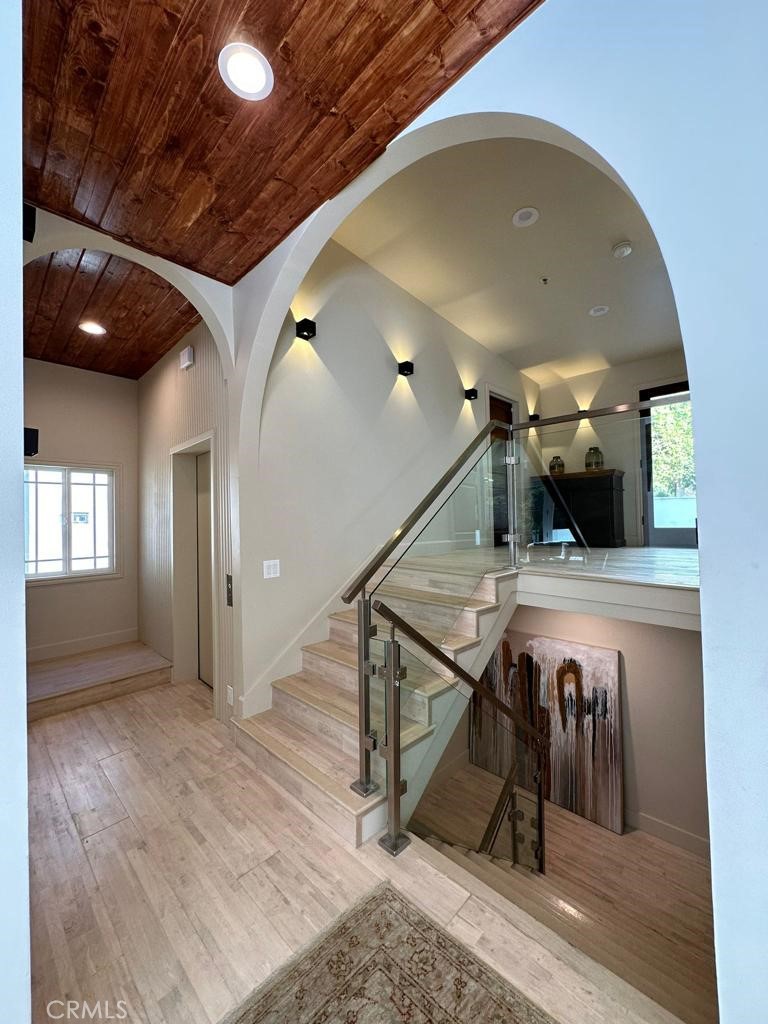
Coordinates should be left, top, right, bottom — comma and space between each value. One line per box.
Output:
46, 1001, 129, 1020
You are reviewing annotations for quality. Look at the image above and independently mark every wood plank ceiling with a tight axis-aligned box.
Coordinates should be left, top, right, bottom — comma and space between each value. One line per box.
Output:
23, 0, 544, 286
24, 249, 202, 378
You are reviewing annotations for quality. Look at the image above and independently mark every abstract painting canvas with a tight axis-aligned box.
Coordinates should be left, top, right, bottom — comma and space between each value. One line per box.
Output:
470, 629, 623, 833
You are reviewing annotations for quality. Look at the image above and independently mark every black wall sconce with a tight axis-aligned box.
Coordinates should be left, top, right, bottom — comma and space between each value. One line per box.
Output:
529, 413, 541, 422
464, 388, 478, 401
398, 360, 414, 377
295, 317, 317, 341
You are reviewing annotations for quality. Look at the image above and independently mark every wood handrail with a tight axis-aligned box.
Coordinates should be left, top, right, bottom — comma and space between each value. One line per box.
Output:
371, 599, 546, 749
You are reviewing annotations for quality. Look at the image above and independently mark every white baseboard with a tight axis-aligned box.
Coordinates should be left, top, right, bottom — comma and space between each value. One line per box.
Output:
625, 808, 709, 859
26, 627, 139, 663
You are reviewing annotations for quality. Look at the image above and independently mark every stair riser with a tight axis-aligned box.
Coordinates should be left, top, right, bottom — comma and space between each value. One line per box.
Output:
374, 568, 499, 602
377, 594, 484, 637
272, 687, 358, 759
330, 616, 474, 671
299, 650, 432, 725
301, 648, 358, 691
233, 723, 361, 846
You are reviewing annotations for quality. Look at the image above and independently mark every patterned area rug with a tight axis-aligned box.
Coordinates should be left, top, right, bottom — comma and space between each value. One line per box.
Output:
221, 882, 556, 1024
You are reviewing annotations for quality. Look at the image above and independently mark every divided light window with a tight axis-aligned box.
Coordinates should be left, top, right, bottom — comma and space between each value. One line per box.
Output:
24, 465, 116, 579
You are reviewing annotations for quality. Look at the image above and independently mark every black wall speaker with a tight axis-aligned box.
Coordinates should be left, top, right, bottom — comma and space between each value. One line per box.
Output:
23, 204, 36, 243
24, 427, 39, 458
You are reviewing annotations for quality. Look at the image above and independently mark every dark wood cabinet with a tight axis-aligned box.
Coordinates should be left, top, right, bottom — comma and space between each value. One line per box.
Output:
533, 469, 626, 548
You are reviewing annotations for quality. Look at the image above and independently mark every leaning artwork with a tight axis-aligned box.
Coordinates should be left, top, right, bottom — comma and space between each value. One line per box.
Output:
470, 630, 623, 833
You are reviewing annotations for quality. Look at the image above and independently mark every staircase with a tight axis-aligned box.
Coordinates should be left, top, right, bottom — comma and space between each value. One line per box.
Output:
415, 829, 717, 1024
232, 562, 517, 846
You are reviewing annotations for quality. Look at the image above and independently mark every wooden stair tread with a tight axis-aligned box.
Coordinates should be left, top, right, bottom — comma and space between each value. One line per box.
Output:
376, 582, 499, 612
233, 710, 384, 817
272, 670, 433, 748
27, 641, 171, 702
303, 639, 455, 697
329, 609, 480, 654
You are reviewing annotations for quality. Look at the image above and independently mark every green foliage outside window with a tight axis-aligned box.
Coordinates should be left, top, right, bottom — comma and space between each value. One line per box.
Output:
650, 402, 696, 497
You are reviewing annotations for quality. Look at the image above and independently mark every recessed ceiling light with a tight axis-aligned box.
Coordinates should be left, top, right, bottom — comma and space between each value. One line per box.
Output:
588, 305, 610, 318
218, 42, 273, 101
78, 320, 107, 335
612, 240, 633, 259
512, 206, 539, 228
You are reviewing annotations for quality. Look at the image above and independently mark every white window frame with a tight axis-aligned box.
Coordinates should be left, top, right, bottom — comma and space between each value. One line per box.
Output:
24, 461, 122, 586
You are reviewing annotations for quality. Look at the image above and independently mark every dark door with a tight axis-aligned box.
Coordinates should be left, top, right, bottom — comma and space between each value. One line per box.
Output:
490, 395, 515, 546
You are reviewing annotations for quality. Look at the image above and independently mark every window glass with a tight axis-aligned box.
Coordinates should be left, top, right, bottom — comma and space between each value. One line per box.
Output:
24, 465, 115, 579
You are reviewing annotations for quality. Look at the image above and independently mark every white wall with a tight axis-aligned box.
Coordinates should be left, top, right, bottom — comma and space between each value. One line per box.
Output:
510, 605, 708, 855
24, 359, 139, 660
138, 322, 234, 720
1, 2, 30, 1019
536, 349, 688, 544
401, 4, 768, 1014
240, 240, 538, 710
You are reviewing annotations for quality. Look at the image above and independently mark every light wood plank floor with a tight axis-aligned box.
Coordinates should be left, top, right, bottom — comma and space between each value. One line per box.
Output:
30, 680, 698, 1024
412, 763, 717, 1024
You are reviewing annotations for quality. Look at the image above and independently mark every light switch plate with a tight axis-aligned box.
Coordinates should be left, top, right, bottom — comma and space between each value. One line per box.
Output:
226, 685, 234, 706
263, 559, 280, 579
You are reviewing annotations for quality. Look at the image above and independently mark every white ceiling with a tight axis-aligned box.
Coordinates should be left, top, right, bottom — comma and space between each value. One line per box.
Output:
333, 138, 682, 386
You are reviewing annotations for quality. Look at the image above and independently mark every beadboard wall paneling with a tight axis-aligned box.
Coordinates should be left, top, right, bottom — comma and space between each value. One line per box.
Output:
138, 322, 233, 721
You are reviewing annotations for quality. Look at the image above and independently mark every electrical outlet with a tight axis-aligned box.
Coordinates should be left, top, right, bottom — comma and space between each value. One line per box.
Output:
263, 559, 280, 579
226, 685, 234, 706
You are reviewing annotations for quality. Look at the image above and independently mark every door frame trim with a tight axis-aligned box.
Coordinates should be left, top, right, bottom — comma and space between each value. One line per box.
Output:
170, 429, 223, 718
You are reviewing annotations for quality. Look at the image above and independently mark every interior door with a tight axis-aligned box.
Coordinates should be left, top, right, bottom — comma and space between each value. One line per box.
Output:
196, 452, 214, 686
640, 383, 698, 548
489, 395, 515, 546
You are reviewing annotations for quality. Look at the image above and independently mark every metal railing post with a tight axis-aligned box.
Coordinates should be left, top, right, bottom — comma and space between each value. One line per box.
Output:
535, 748, 546, 873
506, 427, 519, 567
350, 594, 379, 797
378, 633, 411, 857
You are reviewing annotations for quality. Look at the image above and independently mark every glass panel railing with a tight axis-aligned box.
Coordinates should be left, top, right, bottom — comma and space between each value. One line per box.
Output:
483, 723, 543, 873
370, 436, 513, 656
513, 396, 699, 588
369, 616, 545, 871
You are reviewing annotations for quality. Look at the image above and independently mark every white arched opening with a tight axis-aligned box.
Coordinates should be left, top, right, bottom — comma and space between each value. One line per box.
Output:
24, 208, 236, 380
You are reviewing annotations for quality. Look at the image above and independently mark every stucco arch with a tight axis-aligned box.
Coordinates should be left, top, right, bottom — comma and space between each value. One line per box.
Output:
24, 208, 236, 379
236, 111, 655, 456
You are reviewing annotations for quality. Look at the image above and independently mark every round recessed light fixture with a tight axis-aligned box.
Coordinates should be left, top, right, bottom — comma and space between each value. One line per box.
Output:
218, 42, 273, 101
78, 320, 107, 335
588, 305, 610, 318
612, 240, 633, 260
512, 206, 540, 228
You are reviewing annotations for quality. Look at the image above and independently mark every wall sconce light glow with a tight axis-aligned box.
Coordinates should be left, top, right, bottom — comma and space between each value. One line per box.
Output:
398, 361, 414, 377
295, 317, 317, 341
78, 320, 107, 335
218, 43, 274, 101
588, 305, 610, 318
512, 206, 539, 228
464, 388, 478, 401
